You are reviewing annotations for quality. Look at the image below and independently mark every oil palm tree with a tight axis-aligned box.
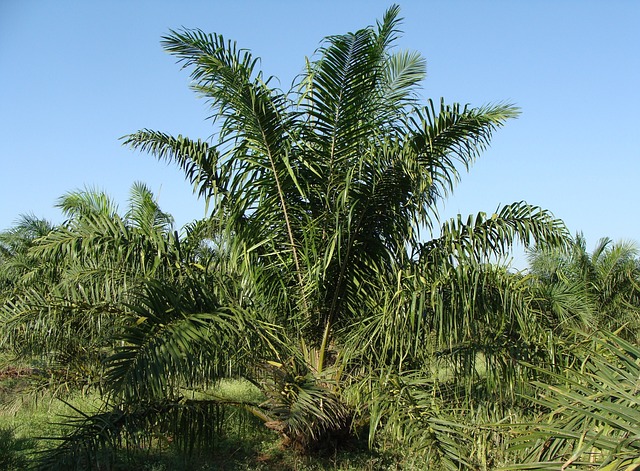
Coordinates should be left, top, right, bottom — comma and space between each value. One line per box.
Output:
505, 238, 640, 469
0, 214, 55, 296
0, 183, 192, 389
119, 1, 567, 445
527, 233, 640, 340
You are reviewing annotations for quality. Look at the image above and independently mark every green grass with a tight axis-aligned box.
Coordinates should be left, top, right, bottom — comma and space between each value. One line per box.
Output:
1, 354, 522, 470
0, 383, 104, 470
0, 363, 412, 470
0, 377, 514, 471
0, 426, 35, 471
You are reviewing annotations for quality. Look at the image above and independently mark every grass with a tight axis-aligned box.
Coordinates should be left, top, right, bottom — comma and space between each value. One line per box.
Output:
0, 426, 35, 470
0, 377, 104, 470
0, 353, 528, 470
0, 369, 523, 470
0, 357, 411, 470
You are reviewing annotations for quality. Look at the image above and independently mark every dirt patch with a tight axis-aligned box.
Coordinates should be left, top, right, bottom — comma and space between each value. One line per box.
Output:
0, 366, 33, 380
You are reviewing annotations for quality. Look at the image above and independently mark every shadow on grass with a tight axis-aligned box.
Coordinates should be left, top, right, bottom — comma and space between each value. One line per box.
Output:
0, 426, 37, 471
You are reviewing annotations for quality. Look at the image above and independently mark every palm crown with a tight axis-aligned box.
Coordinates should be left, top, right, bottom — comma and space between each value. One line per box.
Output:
124, 6, 566, 374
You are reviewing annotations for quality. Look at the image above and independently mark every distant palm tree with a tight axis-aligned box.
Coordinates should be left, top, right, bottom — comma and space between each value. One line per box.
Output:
0, 183, 190, 387
528, 233, 640, 340
0, 214, 55, 292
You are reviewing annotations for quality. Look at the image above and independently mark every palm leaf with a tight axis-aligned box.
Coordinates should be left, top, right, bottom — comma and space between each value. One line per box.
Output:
104, 279, 263, 401
510, 332, 640, 470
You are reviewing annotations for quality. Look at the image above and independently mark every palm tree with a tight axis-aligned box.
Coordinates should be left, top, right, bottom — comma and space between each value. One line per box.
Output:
120, 1, 567, 446
0, 214, 55, 296
527, 233, 640, 340
0, 183, 192, 390
23, 6, 571, 467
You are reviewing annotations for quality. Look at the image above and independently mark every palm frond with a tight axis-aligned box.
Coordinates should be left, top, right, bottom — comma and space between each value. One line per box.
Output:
126, 181, 174, 234
123, 131, 224, 202
511, 332, 640, 470
104, 280, 262, 401
56, 186, 119, 220
408, 99, 520, 202
36, 398, 256, 470
421, 202, 569, 265
259, 358, 351, 449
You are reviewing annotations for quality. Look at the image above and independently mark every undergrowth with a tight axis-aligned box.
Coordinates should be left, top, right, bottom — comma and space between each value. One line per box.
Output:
0, 362, 407, 470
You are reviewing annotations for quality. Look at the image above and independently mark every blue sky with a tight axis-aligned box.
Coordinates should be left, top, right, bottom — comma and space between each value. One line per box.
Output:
1, 1, 639, 269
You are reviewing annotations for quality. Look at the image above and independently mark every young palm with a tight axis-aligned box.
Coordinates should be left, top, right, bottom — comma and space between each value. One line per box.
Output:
0, 184, 187, 390
117, 4, 571, 450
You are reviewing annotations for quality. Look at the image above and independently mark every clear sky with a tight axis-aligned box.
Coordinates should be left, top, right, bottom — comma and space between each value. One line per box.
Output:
2, 1, 639, 269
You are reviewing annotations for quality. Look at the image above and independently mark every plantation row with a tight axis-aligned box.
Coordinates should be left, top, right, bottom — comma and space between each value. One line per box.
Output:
1, 6, 639, 470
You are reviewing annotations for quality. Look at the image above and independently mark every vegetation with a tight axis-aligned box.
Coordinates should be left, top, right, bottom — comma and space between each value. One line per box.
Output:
508, 331, 640, 470
1, 5, 639, 470
527, 234, 640, 341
